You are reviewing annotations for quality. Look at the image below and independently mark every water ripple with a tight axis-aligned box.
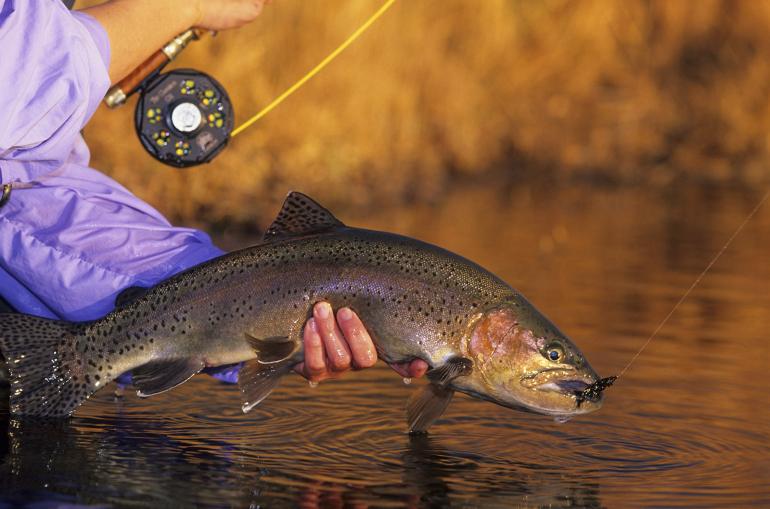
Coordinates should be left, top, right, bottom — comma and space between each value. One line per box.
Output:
2, 184, 769, 508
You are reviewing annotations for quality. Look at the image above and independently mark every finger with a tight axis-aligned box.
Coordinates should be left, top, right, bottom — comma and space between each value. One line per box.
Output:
314, 302, 352, 372
336, 307, 377, 369
297, 318, 327, 380
389, 362, 411, 378
293, 363, 340, 383
407, 359, 429, 378
294, 317, 353, 382
389, 359, 429, 378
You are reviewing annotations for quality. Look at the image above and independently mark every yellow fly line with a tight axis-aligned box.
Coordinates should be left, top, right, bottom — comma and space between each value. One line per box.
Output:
230, 0, 398, 138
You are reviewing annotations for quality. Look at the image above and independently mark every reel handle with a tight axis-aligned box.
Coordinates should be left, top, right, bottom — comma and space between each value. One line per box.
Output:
104, 29, 205, 108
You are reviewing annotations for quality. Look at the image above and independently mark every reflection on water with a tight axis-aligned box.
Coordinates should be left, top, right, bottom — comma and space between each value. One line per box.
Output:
2, 180, 769, 508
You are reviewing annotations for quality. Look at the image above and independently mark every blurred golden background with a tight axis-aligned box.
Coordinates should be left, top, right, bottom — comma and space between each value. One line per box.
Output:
82, 0, 770, 231
5, 4, 769, 505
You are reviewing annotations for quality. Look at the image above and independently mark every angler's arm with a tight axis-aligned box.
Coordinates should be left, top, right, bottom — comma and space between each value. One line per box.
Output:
82, 0, 271, 83
0, 0, 110, 181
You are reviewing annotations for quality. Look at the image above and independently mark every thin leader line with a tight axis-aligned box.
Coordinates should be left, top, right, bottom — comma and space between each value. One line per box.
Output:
617, 188, 770, 379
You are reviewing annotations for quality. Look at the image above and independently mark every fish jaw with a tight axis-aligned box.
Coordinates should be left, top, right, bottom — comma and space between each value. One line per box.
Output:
459, 304, 604, 418
517, 367, 603, 415
459, 366, 603, 418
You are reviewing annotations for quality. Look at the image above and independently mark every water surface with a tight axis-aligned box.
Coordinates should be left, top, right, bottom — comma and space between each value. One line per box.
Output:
2, 181, 769, 508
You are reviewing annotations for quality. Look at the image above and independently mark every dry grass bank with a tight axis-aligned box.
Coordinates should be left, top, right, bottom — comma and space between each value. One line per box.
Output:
82, 0, 770, 229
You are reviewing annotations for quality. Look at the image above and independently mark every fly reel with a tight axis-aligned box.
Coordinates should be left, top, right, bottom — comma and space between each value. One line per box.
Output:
108, 1, 395, 168
134, 69, 234, 168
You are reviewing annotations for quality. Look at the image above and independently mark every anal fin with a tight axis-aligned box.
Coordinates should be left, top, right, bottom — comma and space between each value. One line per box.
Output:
133, 358, 204, 397
239, 358, 291, 413
406, 383, 455, 433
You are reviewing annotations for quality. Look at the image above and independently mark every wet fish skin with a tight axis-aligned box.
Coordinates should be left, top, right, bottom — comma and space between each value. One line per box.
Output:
0, 192, 603, 424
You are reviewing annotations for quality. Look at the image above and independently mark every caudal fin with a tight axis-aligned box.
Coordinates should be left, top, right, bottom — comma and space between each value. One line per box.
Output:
0, 313, 92, 417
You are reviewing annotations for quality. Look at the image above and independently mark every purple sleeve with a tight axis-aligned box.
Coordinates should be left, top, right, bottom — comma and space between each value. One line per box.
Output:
0, 0, 227, 322
0, 164, 226, 321
0, 0, 111, 184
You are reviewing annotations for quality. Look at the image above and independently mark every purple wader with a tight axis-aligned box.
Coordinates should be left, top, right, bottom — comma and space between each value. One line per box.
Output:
0, 0, 238, 383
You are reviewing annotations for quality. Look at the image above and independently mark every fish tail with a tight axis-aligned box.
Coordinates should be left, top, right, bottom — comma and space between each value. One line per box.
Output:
0, 313, 94, 417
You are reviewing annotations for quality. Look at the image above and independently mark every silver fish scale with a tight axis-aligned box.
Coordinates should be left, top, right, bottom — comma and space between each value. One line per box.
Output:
0, 192, 581, 418
90, 228, 535, 373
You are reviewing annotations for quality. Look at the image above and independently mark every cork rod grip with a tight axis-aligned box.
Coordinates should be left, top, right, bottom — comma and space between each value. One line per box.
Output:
104, 50, 170, 108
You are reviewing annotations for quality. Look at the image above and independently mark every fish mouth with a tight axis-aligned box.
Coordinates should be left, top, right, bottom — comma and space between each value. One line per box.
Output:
520, 369, 595, 395
552, 379, 591, 392
512, 368, 604, 416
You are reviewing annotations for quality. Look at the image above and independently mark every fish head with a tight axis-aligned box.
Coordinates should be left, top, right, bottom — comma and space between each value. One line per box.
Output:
460, 301, 602, 419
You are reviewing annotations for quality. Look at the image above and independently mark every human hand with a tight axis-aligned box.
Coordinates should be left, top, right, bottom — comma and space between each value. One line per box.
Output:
86, 0, 273, 82
194, 0, 273, 31
293, 302, 429, 383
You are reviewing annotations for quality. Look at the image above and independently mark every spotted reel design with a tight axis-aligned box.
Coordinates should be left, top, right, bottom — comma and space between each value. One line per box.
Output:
135, 69, 234, 168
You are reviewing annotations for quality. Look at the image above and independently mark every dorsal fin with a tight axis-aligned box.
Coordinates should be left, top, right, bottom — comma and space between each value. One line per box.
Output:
263, 192, 346, 242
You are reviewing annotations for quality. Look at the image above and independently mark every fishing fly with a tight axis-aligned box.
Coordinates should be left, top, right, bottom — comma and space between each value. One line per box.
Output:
104, 0, 398, 168
575, 376, 617, 408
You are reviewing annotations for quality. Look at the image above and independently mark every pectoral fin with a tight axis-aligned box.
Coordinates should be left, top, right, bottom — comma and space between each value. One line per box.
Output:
133, 358, 205, 397
406, 383, 455, 433
238, 358, 292, 413
245, 333, 299, 364
405, 357, 472, 433
426, 357, 473, 387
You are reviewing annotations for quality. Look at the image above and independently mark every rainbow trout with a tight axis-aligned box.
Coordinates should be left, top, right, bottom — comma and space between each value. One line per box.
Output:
0, 192, 606, 429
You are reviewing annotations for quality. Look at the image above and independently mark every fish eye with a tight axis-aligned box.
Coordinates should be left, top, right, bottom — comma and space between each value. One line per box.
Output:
545, 344, 564, 362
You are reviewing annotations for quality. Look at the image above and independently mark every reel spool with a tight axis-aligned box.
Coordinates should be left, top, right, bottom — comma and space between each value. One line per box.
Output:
135, 69, 234, 168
